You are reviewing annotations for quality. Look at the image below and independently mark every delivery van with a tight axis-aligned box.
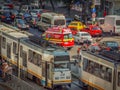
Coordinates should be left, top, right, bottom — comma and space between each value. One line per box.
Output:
100, 15, 120, 35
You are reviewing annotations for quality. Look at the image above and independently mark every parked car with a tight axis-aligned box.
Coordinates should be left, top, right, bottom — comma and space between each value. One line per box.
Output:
0, 11, 15, 23
99, 41, 120, 51
68, 21, 86, 35
30, 9, 51, 18
28, 17, 39, 28
22, 12, 32, 22
73, 32, 92, 44
0, 6, 11, 12
14, 18, 29, 30
21, 5, 39, 11
81, 25, 102, 37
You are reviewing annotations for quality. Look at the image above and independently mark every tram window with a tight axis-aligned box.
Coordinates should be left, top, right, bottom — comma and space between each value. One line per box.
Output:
118, 72, 120, 86
33, 53, 38, 65
20, 46, 23, 57
83, 58, 89, 71
37, 54, 42, 66
13, 42, 17, 54
2, 37, 6, 49
94, 62, 100, 77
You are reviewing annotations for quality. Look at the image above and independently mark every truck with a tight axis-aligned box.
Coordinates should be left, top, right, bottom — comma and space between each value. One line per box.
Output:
100, 15, 120, 35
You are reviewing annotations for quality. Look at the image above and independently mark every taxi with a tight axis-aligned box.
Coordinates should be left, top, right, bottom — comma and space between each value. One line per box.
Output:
68, 21, 86, 35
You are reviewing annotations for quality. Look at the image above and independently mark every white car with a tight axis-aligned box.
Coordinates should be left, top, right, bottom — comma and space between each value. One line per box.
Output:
73, 32, 92, 44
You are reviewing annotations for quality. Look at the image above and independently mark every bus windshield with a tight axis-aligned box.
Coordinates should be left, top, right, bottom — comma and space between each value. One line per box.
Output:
64, 33, 73, 39
54, 19, 65, 26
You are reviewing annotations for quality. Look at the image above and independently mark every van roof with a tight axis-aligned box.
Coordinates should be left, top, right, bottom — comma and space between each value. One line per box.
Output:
105, 15, 120, 18
41, 12, 64, 17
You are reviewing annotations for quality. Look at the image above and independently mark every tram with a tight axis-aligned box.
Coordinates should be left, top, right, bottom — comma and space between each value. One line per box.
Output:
72, 49, 120, 90
0, 25, 71, 89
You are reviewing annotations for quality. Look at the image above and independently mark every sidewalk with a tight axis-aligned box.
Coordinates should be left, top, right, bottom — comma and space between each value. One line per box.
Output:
0, 74, 42, 90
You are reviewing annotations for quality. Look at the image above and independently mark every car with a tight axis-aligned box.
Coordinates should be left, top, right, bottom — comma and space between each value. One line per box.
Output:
99, 41, 120, 51
81, 25, 102, 37
0, 6, 11, 12
30, 9, 51, 18
20, 5, 39, 11
22, 12, 32, 22
14, 18, 29, 30
73, 32, 92, 44
68, 21, 86, 35
28, 17, 40, 28
0, 11, 15, 23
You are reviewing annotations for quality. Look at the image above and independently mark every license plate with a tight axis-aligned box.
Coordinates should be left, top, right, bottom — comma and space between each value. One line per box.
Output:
7, 18, 10, 20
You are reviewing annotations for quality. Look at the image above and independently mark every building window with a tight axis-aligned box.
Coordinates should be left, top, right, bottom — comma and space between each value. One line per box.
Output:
2, 37, 6, 49
13, 42, 17, 54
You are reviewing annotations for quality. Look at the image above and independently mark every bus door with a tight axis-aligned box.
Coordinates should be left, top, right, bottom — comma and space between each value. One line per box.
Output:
42, 61, 51, 87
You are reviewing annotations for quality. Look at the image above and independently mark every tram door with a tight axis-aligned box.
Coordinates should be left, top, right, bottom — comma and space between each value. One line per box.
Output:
0, 36, 1, 55
7, 43, 11, 59
42, 61, 48, 86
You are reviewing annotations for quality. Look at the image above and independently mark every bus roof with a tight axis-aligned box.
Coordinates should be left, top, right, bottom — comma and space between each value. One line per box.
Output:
46, 26, 72, 34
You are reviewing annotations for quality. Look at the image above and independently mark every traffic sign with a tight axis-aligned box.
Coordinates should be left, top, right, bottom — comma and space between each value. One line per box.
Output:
91, 8, 96, 13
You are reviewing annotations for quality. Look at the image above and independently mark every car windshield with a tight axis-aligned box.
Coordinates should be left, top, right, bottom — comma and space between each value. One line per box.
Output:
24, 13, 31, 17
92, 27, 100, 30
54, 19, 65, 26
64, 33, 73, 39
106, 42, 118, 47
18, 19, 25, 24
81, 33, 90, 36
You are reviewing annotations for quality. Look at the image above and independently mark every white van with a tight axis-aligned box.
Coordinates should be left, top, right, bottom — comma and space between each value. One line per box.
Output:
37, 12, 66, 31
100, 15, 120, 35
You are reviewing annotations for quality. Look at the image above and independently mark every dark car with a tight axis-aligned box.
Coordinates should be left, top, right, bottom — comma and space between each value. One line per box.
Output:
22, 12, 32, 22
99, 41, 119, 51
28, 17, 39, 28
14, 18, 29, 30
0, 11, 15, 23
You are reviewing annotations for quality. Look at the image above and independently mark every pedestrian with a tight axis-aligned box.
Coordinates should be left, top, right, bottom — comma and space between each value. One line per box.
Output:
103, 9, 107, 17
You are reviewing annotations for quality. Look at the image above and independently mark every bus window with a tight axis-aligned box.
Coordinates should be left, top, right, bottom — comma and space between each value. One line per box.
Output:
42, 17, 51, 24
118, 72, 120, 86
54, 19, 65, 26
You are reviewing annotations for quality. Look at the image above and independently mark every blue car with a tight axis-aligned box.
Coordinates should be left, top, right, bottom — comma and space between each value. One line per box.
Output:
14, 18, 30, 30
23, 12, 32, 22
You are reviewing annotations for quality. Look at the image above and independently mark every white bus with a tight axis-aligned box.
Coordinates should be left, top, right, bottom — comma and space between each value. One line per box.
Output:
37, 12, 66, 32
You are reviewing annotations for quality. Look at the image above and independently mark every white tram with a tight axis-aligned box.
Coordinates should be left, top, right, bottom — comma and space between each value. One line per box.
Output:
0, 25, 71, 89
72, 50, 120, 90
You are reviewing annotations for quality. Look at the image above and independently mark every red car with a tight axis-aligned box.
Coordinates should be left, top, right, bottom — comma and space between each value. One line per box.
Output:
81, 25, 102, 37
